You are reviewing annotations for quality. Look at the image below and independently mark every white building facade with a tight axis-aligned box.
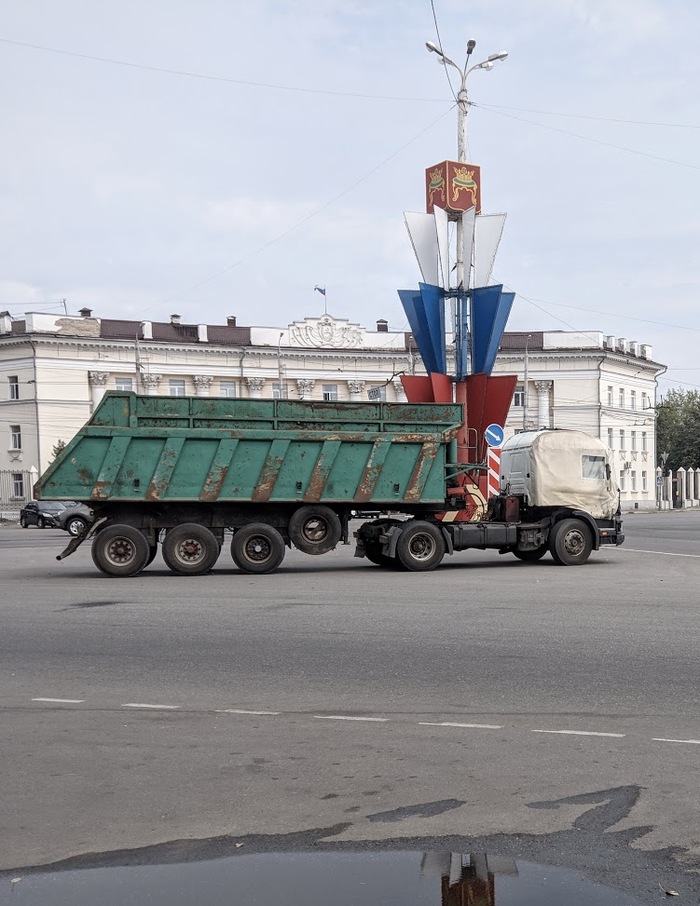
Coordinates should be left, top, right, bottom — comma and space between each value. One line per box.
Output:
0, 309, 665, 512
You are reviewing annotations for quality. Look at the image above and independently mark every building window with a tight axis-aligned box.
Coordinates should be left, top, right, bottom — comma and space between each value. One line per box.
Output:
513, 385, 525, 407
642, 431, 647, 452
619, 388, 625, 408
272, 382, 286, 400
607, 386, 613, 407
322, 384, 338, 402
631, 430, 637, 451
607, 428, 614, 449
169, 379, 186, 397
12, 472, 24, 498
8, 375, 19, 400
10, 425, 22, 450
619, 470, 626, 491
630, 389, 637, 410
115, 377, 133, 392
642, 471, 648, 492
619, 429, 625, 451
642, 392, 649, 410
220, 381, 237, 398
631, 470, 637, 491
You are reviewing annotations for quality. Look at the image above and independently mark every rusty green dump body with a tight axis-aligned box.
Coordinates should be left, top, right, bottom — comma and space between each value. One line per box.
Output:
36, 393, 462, 507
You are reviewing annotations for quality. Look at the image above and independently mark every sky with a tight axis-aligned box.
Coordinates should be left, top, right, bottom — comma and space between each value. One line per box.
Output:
1, 0, 699, 393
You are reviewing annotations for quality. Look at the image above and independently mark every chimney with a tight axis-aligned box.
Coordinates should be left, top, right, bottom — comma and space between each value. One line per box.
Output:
197, 324, 208, 342
227, 315, 237, 327
376, 319, 388, 332
141, 320, 153, 340
79, 307, 93, 318
170, 313, 181, 325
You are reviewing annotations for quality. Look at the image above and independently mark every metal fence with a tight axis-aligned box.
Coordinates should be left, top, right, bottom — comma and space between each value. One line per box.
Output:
0, 469, 34, 514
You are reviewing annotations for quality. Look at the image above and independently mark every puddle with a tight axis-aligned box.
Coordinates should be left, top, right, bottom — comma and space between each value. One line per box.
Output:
2, 851, 649, 905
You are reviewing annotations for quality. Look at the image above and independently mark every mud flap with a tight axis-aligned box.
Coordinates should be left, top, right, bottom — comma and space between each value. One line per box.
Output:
56, 516, 107, 561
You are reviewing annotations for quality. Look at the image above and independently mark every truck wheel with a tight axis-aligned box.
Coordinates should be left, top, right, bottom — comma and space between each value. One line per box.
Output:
549, 518, 593, 566
288, 505, 341, 555
231, 523, 285, 574
162, 524, 220, 576
513, 546, 548, 562
20, 515, 28, 528
395, 521, 445, 572
91, 524, 151, 577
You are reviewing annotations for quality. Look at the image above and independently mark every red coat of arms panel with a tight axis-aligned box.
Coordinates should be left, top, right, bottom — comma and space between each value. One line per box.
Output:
426, 160, 481, 215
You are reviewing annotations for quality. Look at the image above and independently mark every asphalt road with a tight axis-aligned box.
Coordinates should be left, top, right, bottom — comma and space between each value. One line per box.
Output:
1, 511, 699, 903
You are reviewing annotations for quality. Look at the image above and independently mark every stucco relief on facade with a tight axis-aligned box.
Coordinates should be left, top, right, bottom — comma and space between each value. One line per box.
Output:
290, 316, 363, 349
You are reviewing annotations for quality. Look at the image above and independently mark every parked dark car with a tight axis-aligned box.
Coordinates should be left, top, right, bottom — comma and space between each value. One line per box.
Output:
54, 503, 94, 536
19, 500, 67, 529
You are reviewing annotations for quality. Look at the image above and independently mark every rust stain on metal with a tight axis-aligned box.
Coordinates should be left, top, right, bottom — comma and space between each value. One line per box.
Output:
90, 480, 111, 500
200, 465, 230, 502
253, 457, 284, 502
404, 443, 438, 502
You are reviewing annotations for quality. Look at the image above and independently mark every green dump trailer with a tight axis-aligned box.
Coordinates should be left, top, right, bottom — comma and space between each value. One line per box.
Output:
35, 392, 464, 576
35, 393, 624, 577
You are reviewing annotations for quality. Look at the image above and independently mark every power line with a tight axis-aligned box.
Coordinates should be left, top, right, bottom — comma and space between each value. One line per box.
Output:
476, 105, 700, 171
155, 105, 455, 307
0, 36, 445, 103
476, 102, 700, 130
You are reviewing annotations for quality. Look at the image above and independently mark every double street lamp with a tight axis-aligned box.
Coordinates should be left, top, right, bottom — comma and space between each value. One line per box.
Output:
425, 39, 508, 165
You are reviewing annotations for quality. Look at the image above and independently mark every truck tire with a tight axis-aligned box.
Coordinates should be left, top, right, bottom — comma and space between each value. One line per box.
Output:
91, 524, 151, 577
395, 520, 445, 571
231, 523, 285, 574
162, 524, 220, 576
549, 518, 593, 566
288, 505, 341, 555
513, 546, 548, 562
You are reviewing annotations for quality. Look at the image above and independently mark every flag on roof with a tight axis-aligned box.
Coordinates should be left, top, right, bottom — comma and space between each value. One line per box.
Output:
314, 285, 326, 296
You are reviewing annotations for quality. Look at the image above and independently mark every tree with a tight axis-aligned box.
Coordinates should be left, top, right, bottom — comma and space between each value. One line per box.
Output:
50, 439, 66, 463
656, 389, 700, 471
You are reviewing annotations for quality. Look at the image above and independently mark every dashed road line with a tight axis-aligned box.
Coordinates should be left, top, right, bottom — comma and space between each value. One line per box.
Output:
31, 697, 85, 703
532, 729, 625, 738
314, 715, 389, 722
420, 721, 503, 730
23, 698, 700, 749
622, 548, 700, 559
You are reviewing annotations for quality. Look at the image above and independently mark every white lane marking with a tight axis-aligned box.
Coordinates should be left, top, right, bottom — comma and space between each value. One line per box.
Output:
314, 715, 389, 722
122, 703, 180, 710
419, 721, 503, 730
652, 737, 700, 745
215, 709, 280, 716
531, 729, 625, 738
32, 697, 85, 704
622, 548, 700, 559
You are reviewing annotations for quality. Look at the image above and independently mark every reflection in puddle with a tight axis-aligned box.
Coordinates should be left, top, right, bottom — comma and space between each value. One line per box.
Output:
3, 851, 646, 905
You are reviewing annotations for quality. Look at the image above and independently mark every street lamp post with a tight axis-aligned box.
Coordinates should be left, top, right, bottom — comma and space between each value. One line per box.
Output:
425, 39, 508, 291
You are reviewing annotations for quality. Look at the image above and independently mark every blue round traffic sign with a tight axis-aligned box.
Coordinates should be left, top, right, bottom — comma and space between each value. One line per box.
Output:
484, 423, 505, 447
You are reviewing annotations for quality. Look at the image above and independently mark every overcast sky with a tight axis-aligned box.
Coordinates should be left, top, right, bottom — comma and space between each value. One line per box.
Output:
1, 0, 699, 392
